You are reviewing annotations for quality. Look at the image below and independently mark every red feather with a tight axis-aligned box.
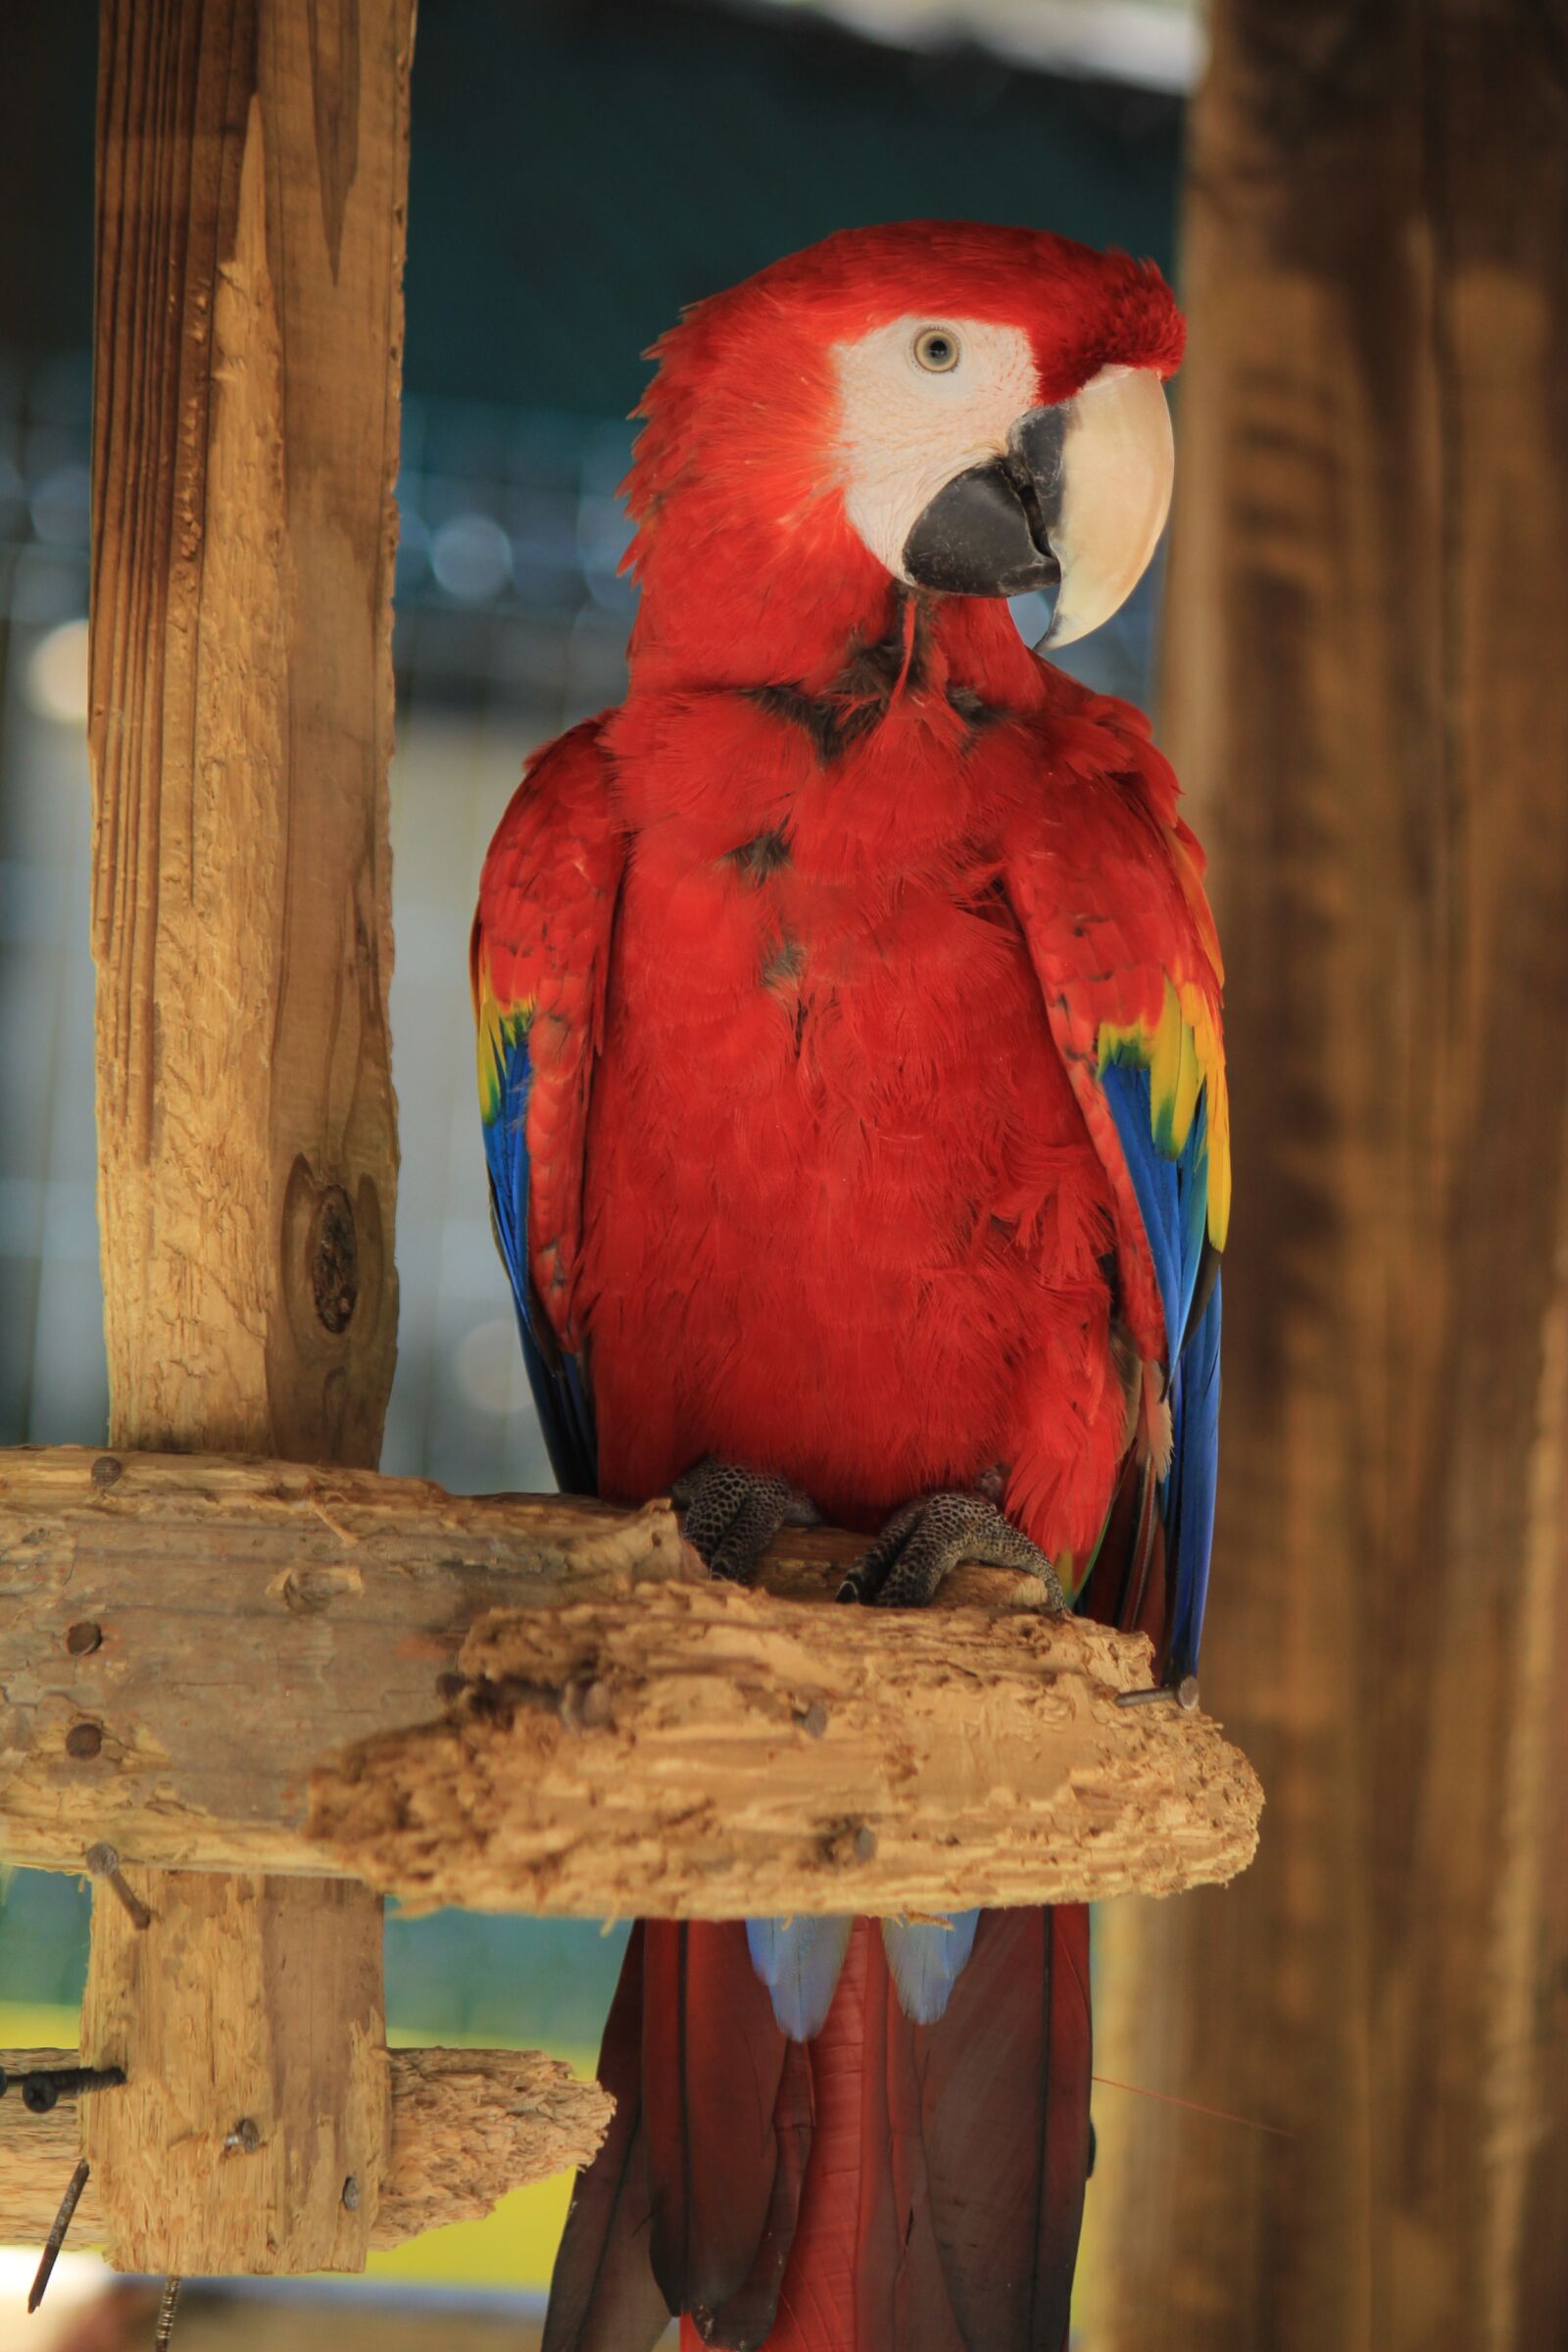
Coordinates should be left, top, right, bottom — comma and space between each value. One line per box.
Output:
542, 1925, 671, 2352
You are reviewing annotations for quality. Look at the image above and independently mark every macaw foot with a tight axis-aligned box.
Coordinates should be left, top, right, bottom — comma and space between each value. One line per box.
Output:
837, 1491, 1067, 1611
671, 1457, 822, 1586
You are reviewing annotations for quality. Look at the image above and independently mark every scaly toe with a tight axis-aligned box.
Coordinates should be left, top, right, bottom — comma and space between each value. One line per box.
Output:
672, 1457, 821, 1587
849, 1491, 1065, 1610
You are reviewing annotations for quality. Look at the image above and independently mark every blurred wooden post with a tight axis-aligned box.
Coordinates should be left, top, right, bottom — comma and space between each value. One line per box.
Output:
1086, 5, 1568, 2348
83, 0, 412, 2273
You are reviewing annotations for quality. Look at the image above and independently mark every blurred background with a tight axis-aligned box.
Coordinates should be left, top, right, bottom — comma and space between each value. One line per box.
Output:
7, 3, 1568, 2349
0, 1, 1192, 2342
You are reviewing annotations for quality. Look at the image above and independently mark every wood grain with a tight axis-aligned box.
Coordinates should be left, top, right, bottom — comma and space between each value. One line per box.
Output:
0, 2043, 612, 2251
309, 1576, 1261, 1919
79, 1874, 389, 2275
1082, 6, 1568, 2348
85, 0, 413, 2278
90, 0, 405, 1465
0, 1446, 1261, 1909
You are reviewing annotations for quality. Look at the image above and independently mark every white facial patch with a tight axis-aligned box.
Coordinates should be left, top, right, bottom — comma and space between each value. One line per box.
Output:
832, 317, 1040, 581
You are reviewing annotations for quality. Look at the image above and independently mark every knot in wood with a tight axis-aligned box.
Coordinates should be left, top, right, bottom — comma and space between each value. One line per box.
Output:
309, 1185, 359, 1335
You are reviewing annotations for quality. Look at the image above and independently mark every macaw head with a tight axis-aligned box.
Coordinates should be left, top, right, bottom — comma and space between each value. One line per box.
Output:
625, 220, 1183, 678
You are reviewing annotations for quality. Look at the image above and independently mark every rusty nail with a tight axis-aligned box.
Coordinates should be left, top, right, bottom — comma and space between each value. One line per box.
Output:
342, 2175, 361, 2211
27, 2159, 89, 2312
85, 1843, 152, 1930
65, 1620, 103, 1655
822, 1820, 877, 1867
90, 1454, 122, 1489
154, 2276, 181, 2350
1117, 1676, 1201, 1713
65, 1722, 103, 1760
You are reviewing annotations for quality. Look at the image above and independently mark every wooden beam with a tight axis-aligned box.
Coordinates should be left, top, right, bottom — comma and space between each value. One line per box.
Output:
0, 1446, 1262, 1912
90, 0, 404, 1462
85, 0, 412, 2278
1082, 5, 1568, 2348
81, 1875, 389, 2274
310, 1562, 1261, 1920
0, 2045, 612, 2252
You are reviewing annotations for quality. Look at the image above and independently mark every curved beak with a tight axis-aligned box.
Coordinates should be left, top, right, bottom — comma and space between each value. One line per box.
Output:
1036, 366, 1174, 648
900, 365, 1174, 649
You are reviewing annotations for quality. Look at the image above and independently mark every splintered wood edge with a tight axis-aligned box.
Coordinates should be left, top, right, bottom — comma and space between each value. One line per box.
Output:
0, 2047, 612, 2250
308, 1580, 1264, 1919
2, 1446, 1262, 1902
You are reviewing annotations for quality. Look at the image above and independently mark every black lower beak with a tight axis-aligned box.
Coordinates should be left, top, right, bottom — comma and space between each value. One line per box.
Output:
901, 404, 1068, 601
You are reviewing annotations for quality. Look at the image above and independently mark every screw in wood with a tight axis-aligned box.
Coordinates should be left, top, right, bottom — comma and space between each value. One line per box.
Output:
1117, 1676, 1201, 1711
21, 2065, 127, 2113
154, 2276, 181, 2350
27, 2158, 90, 2312
85, 1842, 153, 1930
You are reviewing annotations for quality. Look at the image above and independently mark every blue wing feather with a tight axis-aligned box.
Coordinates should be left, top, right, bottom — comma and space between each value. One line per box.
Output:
1099, 1063, 1221, 1674
481, 1026, 598, 1495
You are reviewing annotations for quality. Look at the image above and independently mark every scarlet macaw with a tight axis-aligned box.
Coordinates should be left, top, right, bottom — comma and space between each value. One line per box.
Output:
472, 221, 1227, 2352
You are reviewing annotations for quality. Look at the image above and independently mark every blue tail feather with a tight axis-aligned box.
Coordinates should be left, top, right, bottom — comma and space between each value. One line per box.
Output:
746, 1916, 854, 2040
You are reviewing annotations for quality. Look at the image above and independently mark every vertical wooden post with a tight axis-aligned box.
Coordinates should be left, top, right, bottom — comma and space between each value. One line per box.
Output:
82, 0, 413, 2274
1085, 4, 1568, 2347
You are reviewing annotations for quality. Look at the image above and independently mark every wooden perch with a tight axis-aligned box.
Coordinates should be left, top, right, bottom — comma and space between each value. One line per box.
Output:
0, 2044, 612, 2256
0, 1446, 1262, 1915
311, 1576, 1259, 1919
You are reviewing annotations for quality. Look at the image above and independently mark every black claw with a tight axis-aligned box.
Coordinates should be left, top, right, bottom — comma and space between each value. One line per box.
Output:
848, 1491, 1066, 1611
673, 1457, 821, 1587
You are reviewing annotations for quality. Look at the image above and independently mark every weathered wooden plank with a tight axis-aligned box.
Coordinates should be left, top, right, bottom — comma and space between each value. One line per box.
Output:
85, 0, 413, 2278
0, 2044, 612, 2251
0, 1446, 1261, 1910
309, 1570, 1262, 1919
1083, 5, 1568, 2348
81, 1875, 389, 2274
90, 3, 404, 1464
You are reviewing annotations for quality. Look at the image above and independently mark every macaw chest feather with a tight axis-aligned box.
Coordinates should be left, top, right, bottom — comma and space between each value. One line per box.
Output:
580, 810, 1122, 1530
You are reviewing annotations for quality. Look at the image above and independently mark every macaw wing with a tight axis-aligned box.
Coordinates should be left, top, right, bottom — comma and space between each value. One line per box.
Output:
1006, 703, 1229, 1679
470, 717, 624, 1495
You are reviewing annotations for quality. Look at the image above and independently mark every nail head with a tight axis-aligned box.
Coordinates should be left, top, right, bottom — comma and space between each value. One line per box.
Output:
65, 1723, 103, 1761
66, 1621, 103, 1655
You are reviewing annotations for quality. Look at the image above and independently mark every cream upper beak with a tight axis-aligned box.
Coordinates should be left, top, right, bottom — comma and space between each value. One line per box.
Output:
1035, 365, 1175, 650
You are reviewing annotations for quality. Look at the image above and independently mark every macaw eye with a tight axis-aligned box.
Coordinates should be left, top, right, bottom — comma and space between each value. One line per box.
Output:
912, 327, 961, 373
